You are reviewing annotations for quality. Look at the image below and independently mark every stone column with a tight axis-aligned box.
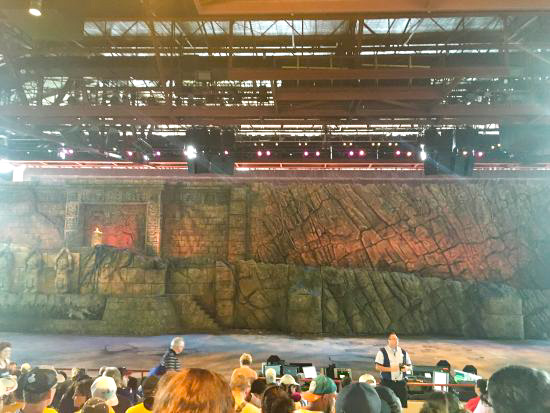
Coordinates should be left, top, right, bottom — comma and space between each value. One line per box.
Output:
215, 261, 236, 328
145, 192, 162, 256
64, 190, 82, 247
227, 186, 248, 262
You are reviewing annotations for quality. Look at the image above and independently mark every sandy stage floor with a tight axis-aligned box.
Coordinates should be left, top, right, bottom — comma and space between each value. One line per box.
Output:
4, 332, 550, 381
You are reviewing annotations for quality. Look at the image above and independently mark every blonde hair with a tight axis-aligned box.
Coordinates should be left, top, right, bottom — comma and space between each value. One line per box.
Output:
239, 353, 252, 366
265, 368, 277, 385
153, 368, 234, 413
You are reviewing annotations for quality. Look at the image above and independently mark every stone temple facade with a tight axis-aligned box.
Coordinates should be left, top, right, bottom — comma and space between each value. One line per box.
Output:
0, 178, 549, 339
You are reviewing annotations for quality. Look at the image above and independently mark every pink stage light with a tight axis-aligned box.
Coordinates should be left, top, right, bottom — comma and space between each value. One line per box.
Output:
224, 150, 229, 155
358, 150, 365, 156
395, 150, 401, 156
266, 150, 271, 156
257, 150, 263, 157
304, 151, 309, 157
349, 150, 354, 157
315, 151, 321, 157
406, 151, 412, 157
477, 151, 484, 158
127, 151, 133, 157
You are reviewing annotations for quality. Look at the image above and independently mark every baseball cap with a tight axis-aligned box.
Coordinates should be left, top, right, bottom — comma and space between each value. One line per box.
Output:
312, 375, 337, 395
81, 397, 110, 413
335, 382, 382, 413
279, 374, 298, 386
0, 376, 18, 397
91, 376, 119, 407
358, 374, 377, 385
21, 368, 59, 394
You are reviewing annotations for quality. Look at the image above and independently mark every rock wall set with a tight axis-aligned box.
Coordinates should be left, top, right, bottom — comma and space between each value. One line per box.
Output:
0, 179, 549, 338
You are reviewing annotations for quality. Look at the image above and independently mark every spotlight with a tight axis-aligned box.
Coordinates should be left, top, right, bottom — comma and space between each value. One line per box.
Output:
257, 150, 263, 157
348, 142, 352, 146
224, 150, 229, 155
371, 143, 375, 147
343, 143, 347, 146
358, 150, 365, 156
406, 151, 412, 157
348, 150, 354, 157
462, 150, 468, 156
154, 151, 161, 157
420, 150, 427, 161
477, 151, 484, 158
266, 150, 271, 156
299, 142, 302, 146
143, 154, 150, 161
315, 151, 321, 157
388, 142, 393, 146
491, 145, 495, 150
304, 143, 308, 146
127, 151, 134, 157
28, 0, 42, 16
395, 150, 401, 156
184, 145, 197, 160
377, 142, 381, 146
275, 142, 279, 146
304, 151, 309, 157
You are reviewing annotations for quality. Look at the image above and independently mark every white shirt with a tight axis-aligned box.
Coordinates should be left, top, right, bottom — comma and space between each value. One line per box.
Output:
375, 345, 412, 381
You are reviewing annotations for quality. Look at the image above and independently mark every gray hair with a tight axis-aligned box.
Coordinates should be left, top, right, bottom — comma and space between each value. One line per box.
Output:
170, 337, 185, 349
265, 368, 277, 385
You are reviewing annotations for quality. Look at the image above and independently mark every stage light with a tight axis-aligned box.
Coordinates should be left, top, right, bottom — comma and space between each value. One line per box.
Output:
127, 151, 134, 157
359, 150, 365, 156
299, 142, 302, 146
491, 145, 495, 150
371, 143, 375, 146
261, 143, 264, 146
275, 142, 279, 146
348, 142, 352, 146
154, 151, 161, 156
377, 142, 381, 146
143, 154, 150, 161
348, 150, 354, 157
28, 0, 42, 16
224, 150, 229, 155
0, 159, 14, 174
497, 143, 501, 147
395, 150, 401, 156
406, 151, 412, 157
304, 143, 308, 146
343, 143, 347, 146
266, 150, 271, 156
304, 151, 309, 157
254, 143, 257, 146
184, 145, 197, 160
315, 151, 321, 157
477, 151, 484, 158
257, 150, 263, 157
388, 142, 393, 146
462, 150, 468, 156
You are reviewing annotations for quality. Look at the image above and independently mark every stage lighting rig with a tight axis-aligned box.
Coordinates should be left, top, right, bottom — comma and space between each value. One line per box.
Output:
28, 0, 42, 16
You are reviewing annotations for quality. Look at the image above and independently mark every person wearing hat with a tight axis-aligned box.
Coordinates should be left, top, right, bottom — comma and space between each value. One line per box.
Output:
15, 367, 60, 413
358, 374, 402, 413
90, 376, 118, 413
0, 375, 19, 412
126, 376, 159, 413
335, 382, 382, 413
101, 368, 133, 413
279, 375, 302, 410
307, 376, 337, 413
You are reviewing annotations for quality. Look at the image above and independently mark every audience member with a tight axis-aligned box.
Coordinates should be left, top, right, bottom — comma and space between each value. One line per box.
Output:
20, 364, 32, 374
9, 362, 18, 376
159, 338, 184, 373
101, 367, 133, 413
231, 354, 258, 384
249, 379, 267, 409
464, 379, 486, 412
335, 382, 381, 413
0, 375, 18, 412
0, 342, 12, 373
308, 376, 337, 413
54, 368, 88, 411
17, 367, 59, 413
261, 387, 294, 413
488, 365, 550, 413
358, 374, 377, 386
90, 376, 118, 412
231, 373, 260, 413
152, 368, 233, 413
80, 398, 109, 413
265, 368, 277, 386
357, 373, 401, 413
419, 392, 465, 413
71, 379, 93, 413
126, 376, 159, 413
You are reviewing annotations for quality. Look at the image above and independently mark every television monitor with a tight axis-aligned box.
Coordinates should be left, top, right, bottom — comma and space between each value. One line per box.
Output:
302, 366, 317, 379
433, 371, 449, 392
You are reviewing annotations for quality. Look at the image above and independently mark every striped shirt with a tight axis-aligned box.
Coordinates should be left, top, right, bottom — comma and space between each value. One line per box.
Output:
160, 349, 181, 371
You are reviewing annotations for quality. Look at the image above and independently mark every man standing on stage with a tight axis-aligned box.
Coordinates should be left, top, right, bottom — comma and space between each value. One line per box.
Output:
375, 331, 412, 408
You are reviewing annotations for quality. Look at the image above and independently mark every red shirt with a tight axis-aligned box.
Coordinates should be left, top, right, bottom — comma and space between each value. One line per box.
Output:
464, 396, 480, 412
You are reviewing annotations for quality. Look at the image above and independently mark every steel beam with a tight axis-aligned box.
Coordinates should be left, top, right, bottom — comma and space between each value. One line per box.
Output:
276, 86, 444, 101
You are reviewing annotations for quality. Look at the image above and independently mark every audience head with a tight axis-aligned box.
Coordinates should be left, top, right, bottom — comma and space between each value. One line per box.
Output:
251, 378, 267, 398
20, 363, 31, 373
73, 378, 93, 409
336, 382, 381, 413
265, 368, 277, 385
0, 375, 17, 412
312, 375, 337, 395
81, 397, 110, 413
170, 337, 185, 354
102, 367, 122, 388
240, 353, 253, 367
20, 367, 59, 406
71, 368, 87, 381
279, 374, 298, 394
488, 365, 550, 413
359, 374, 377, 386
153, 368, 233, 413
8, 361, 17, 374
475, 378, 488, 403
419, 392, 463, 413
141, 375, 160, 410
91, 376, 119, 407
308, 376, 337, 413
262, 386, 290, 413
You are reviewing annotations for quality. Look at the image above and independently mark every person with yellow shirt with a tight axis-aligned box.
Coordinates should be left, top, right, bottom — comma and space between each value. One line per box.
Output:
14, 368, 59, 413
125, 376, 159, 413
230, 374, 260, 413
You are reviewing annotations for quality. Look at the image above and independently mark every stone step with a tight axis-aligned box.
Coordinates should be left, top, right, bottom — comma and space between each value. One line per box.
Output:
172, 295, 220, 332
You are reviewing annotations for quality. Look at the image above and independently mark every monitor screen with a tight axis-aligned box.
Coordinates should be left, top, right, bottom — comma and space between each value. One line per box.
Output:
454, 370, 482, 383
433, 371, 449, 392
302, 366, 317, 379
